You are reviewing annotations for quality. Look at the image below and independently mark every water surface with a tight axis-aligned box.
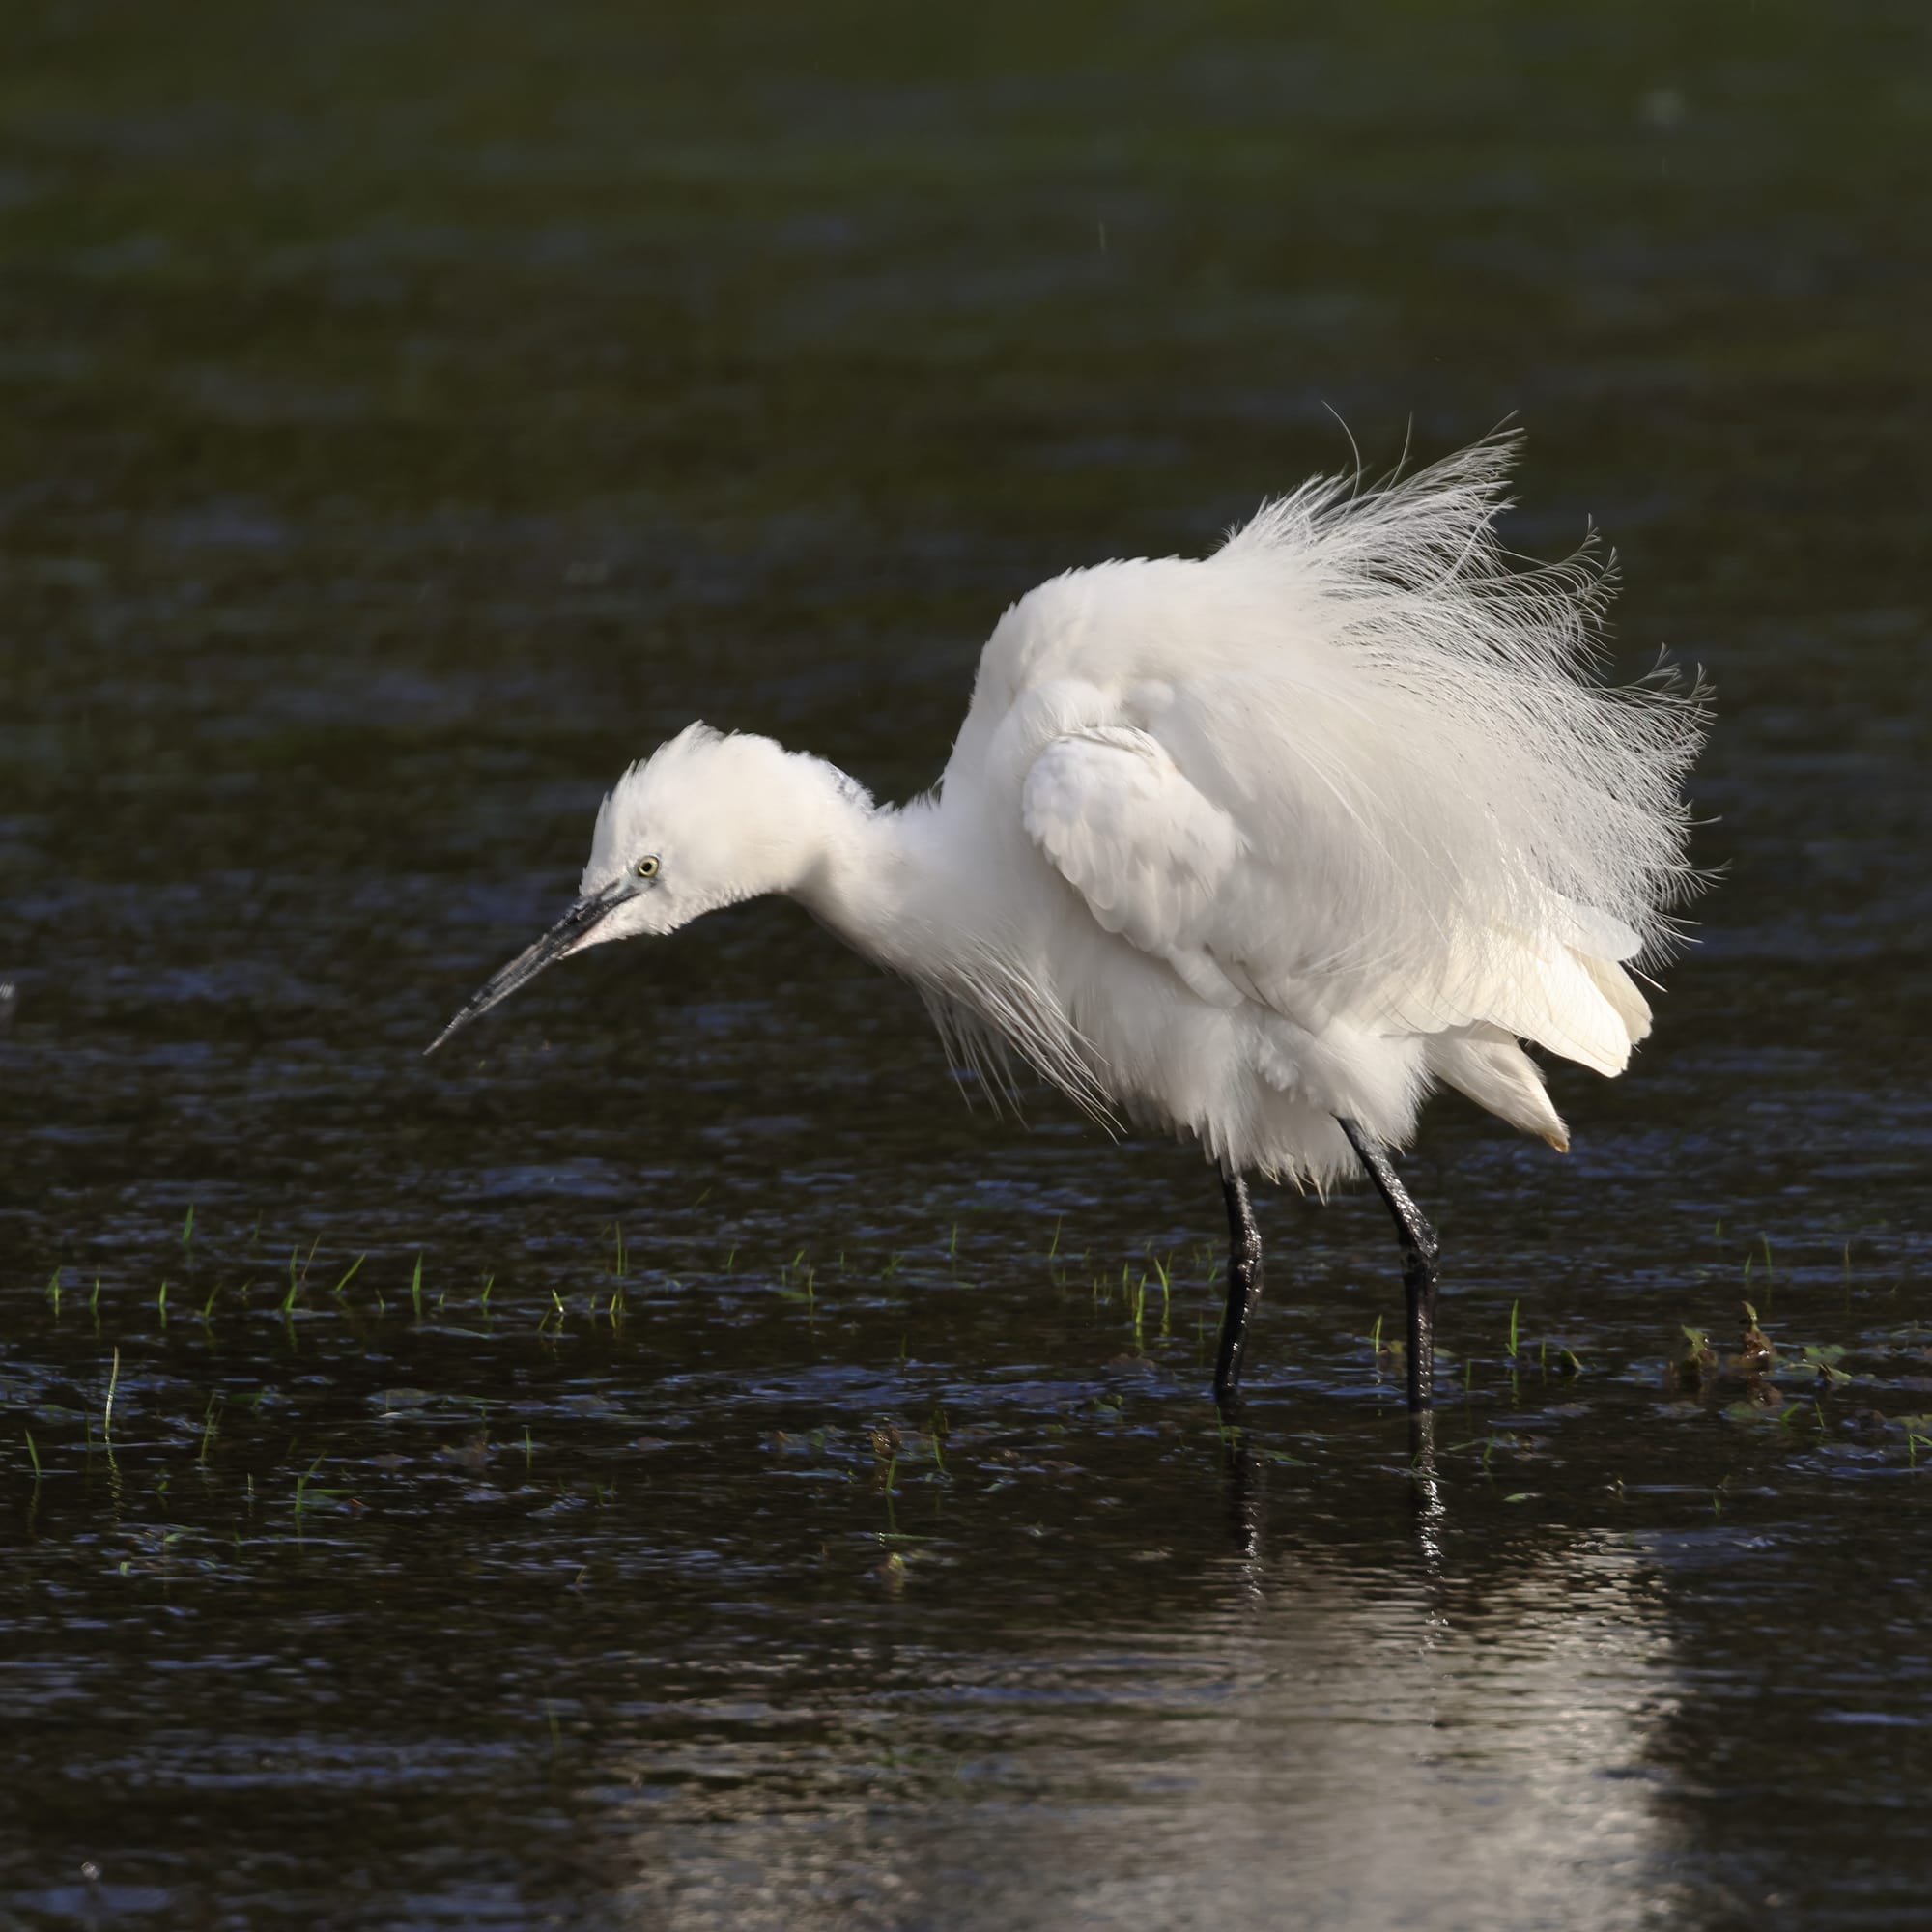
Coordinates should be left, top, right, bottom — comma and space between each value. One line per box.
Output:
3, 3, 1929, 1926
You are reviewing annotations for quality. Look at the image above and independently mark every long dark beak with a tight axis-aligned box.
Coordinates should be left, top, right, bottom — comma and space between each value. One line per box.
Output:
425, 883, 629, 1056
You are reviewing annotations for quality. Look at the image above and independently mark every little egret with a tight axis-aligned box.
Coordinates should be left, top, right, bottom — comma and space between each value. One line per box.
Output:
430, 438, 1704, 1408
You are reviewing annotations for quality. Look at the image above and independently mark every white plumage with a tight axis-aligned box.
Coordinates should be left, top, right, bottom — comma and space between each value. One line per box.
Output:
431, 434, 1705, 1403
893, 434, 1696, 1185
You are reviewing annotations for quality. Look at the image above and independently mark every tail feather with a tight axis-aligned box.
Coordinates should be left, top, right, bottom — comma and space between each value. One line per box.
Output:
1426, 1025, 1571, 1151
1576, 952, 1653, 1045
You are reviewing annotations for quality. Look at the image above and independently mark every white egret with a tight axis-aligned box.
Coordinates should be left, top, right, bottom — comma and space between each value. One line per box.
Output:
430, 437, 1704, 1408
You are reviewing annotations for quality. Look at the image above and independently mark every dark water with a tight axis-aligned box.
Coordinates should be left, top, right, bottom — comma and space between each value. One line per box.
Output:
4, 4, 1929, 1926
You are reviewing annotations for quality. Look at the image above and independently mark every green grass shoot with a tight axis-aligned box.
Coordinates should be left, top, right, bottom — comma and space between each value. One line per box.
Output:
44, 1268, 60, 1316
410, 1253, 424, 1319
24, 1431, 40, 1480
103, 1347, 119, 1438
1507, 1299, 1520, 1358
331, 1253, 366, 1296
182, 1204, 194, 1251
292, 1456, 326, 1516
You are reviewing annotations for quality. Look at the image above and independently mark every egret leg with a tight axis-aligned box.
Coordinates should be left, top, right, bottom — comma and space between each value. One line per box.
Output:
1214, 1172, 1264, 1407
1337, 1119, 1440, 1411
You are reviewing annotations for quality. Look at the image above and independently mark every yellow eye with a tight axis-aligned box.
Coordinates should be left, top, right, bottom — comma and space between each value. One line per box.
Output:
636, 854, 661, 879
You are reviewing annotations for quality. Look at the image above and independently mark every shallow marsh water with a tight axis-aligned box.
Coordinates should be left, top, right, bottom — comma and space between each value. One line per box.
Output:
3, 3, 1930, 1927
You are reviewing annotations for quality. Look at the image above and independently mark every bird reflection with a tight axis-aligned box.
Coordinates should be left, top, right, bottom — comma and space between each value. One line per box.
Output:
583, 1500, 1686, 1932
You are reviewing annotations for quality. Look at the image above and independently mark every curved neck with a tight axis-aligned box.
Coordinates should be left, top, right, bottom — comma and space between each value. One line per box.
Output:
788, 768, 1097, 1112
789, 786, 964, 981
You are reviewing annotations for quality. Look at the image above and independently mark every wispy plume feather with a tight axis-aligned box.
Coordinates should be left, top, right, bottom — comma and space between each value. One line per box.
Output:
1206, 431, 1707, 981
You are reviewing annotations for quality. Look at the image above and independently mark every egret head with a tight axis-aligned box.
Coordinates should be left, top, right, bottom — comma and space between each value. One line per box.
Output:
427, 724, 864, 1053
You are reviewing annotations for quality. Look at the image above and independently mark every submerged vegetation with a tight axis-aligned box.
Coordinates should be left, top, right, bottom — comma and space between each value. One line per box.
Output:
7, 1205, 1925, 1571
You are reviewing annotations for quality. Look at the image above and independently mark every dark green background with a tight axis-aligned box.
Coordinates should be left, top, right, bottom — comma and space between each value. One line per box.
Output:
2, 5, 1927, 1927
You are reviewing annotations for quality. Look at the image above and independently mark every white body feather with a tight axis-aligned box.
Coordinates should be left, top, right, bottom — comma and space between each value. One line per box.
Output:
576, 439, 1704, 1190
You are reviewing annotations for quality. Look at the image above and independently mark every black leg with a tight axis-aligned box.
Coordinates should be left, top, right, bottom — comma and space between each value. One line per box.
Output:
1214, 1172, 1264, 1407
1337, 1119, 1440, 1410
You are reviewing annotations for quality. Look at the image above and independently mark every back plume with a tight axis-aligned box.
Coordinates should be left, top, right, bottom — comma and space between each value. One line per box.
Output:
1204, 433, 1704, 976
963, 432, 1705, 1005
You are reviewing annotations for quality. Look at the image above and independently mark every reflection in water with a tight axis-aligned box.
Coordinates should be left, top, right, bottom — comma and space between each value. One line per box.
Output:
602, 1530, 1683, 1931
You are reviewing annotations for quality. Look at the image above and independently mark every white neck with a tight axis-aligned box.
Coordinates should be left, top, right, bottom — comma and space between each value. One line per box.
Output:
781, 750, 1094, 1109
784, 768, 946, 976
751, 745, 994, 998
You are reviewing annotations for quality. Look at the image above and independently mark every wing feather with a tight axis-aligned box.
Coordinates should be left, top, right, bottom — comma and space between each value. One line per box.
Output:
1021, 724, 1654, 1079
1021, 727, 1249, 1009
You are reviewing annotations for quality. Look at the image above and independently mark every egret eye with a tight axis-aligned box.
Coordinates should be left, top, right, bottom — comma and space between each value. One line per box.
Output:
636, 855, 661, 879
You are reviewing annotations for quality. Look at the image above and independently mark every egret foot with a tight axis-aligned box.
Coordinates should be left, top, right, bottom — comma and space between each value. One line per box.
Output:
1338, 1118, 1441, 1410
1213, 1172, 1264, 1407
